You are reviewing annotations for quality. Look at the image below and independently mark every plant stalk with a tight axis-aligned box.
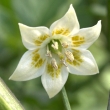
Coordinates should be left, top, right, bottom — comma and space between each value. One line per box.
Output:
62, 87, 71, 110
0, 78, 25, 110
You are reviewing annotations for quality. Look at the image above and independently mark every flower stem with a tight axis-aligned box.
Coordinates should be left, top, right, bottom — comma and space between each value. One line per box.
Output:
107, 91, 110, 110
61, 87, 71, 110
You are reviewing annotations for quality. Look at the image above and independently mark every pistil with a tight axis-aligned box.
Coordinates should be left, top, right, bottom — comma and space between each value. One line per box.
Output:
51, 41, 58, 50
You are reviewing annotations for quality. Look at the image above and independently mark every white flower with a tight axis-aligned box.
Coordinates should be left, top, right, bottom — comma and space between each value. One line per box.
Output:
9, 4, 101, 98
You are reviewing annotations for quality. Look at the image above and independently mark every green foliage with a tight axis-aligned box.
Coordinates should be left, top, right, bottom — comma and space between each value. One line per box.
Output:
0, 0, 109, 110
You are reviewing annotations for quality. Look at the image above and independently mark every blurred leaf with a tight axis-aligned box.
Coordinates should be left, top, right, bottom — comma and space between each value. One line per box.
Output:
90, 4, 107, 16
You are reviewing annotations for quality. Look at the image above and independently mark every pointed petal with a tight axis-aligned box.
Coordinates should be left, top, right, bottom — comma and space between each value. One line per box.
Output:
18, 23, 50, 50
50, 4, 79, 36
67, 49, 99, 75
71, 20, 101, 49
9, 50, 46, 81
41, 65, 68, 98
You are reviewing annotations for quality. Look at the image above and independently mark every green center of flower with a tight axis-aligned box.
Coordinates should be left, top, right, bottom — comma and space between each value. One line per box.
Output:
45, 39, 74, 70
48, 39, 62, 53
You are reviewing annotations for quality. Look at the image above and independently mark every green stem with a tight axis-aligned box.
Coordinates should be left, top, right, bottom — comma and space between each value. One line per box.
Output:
0, 78, 24, 110
107, 91, 110, 110
62, 87, 71, 110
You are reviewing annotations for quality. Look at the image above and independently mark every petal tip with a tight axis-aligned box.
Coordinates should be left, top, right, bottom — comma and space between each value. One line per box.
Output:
68, 4, 74, 12
95, 20, 101, 29
9, 77, 11, 80
97, 20, 101, 26
18, 23, 28, 29
98, 20, 101, 23
9, 73, 20, 81
18, 23, 24, 27
70, 4, 73, 8
9, 75, 15, 81
93, 66, 99, 75
96, 69, 99, 74
48, 95, 54, 99
47, 92, 57, 98
9, 76, 14, 81
97, 20, 102, 33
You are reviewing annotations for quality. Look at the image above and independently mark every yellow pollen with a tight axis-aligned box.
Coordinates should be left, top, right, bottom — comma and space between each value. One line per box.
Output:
34, 34, 49, 46
47, 63, 61, 78
52, 28, 70, 36
35, 58, 44, 68
31, 49, 45, 68
72, 36, 85, 47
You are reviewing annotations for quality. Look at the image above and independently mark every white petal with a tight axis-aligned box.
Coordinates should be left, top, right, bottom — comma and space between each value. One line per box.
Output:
71, 20, 101, 49
18, 23, 50, 50
50, 4, 79, 36
41, 66, 68, 98
9, 50, 46, 81
67, 50, 99, 75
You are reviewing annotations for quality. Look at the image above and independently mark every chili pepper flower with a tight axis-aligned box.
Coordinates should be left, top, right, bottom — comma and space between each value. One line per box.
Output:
9, 4, 101, 98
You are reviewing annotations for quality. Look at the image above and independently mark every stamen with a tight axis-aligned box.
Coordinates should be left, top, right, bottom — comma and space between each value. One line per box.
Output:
61, 59, 67, 67
46, 46, 52, 57
62, 42, 68, 48
65, 50, 74, 62
51, 58, 58, 70
46, 50, 52, 57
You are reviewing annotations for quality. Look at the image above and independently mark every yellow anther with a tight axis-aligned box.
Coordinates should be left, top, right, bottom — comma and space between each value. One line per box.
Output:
46, 50, 52, 57
61, 59, 67, 67
62, 42, 68, 48
65, 50, 74, 62
51, 58, 58, 70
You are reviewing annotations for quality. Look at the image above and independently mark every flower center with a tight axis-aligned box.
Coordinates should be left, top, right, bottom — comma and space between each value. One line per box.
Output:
48, 39, 62, 54
46, 39, 74, 69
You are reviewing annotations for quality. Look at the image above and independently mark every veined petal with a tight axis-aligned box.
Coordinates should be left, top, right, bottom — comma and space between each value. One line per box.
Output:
67, 49, 99, 75
9, 50, 46, 81
19, 23, 50, 50
41, 65, 68, 98
71, 20, 101, 49
50, 4, 79, 36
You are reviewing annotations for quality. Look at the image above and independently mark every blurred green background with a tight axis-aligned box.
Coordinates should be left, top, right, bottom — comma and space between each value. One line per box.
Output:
0, 0, 110, 110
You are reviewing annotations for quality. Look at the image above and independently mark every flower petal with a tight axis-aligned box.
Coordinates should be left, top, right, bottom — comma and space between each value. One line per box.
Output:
41, 65, 68, 98
50, 4, 79, 36
67, 49, 99, 75
9, 50, 46, 81
19, 23, 50, 50
71, 20, 101, 49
